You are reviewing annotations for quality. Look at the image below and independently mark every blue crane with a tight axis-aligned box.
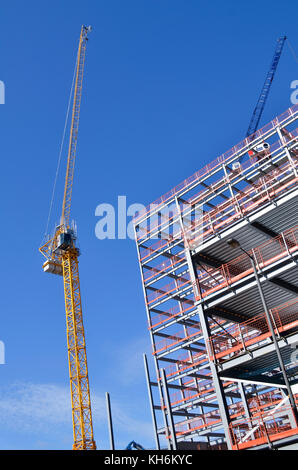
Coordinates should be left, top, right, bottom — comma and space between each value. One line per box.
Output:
235, 36, 286, 166
125, 440, 145, 450
246, 35, 287, 140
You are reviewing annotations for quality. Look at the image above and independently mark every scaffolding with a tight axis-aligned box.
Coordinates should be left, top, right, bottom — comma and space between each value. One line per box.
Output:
134, 104, 298, 450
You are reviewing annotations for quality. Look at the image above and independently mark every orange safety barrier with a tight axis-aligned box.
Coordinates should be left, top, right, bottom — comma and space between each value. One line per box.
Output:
153, 326, 204, 355
138, 133, 298, 261
149, 302, 195, 329
186, 153, 298, 250
248, 391, 284, 415
136, 207, 181, 241
208, 298, 298, 362
229, 406, 298, 450
173, 390, 291, 438
171, 388, 284, 417
133, 104, 298, 226
175, 414, 222, 436
146, 274, 192, 306
149, 302, 227, 330
169, 377, 214, 407
143, 250, 186, 283
139, 231, 183, 262
147, 224, 298, 307
153, 314, 229, 355
165, 352, 209, 378
136, 132, 297, 244
196, 224, 298, 300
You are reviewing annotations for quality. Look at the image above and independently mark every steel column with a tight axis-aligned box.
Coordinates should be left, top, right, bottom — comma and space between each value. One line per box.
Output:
105, 392, 115, 450
161, 368, 177, 450
143, 353, 160, 450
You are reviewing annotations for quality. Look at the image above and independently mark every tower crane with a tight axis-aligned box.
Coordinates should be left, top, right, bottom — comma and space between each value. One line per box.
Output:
39, 25, 96, 450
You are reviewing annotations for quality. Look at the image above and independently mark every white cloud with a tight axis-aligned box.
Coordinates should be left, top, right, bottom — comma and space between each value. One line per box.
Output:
0, 381, 154, 449
109, 336, 152, 386
0, 382, 72, 432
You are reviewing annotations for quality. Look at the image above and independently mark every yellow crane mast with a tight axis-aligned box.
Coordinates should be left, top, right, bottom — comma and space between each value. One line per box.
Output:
39, 25, 96, 450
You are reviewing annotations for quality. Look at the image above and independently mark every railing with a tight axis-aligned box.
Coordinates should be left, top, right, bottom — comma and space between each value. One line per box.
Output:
138, 132, 298, 261
146, 273, 192, 306
186, 153, 298, 250
153, 326, 204, 355
136, 131, 298, 243
173, 393, 298, 441
208, 298, 298, 362
170, 379, 213, 407
229, 406, 298, 450
139, 232, 182, 262
175, 413, 221, 436
248, 391, 284, 412
196, 224, 298, 300
133, 104, 298, 225
147, 224, 298, 307
149, 302, 195, 329
143, 250, 186, 283
170, 383, 284, 413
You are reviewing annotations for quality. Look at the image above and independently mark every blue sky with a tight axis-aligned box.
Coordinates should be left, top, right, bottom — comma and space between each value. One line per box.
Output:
0, 0, 297, 450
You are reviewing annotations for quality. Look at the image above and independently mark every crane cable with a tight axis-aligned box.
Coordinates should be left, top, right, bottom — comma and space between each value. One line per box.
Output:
43, 52, 78, 241
286, 38, 298, 65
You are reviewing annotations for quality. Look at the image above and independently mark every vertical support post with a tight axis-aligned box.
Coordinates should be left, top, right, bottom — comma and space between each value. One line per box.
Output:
144, 353, 161, 450
161, 368, 177, 450
222, 164, 242, 216
105, 392, 115, 450
238, 382, 254, 434
174, 197, 233, 450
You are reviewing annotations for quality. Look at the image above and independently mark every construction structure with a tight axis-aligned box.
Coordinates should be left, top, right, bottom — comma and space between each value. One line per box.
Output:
39, 26, 96, 450
134, 104, 298, 450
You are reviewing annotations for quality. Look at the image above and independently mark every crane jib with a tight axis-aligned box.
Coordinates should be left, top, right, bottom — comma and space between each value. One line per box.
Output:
61, 26, 88, 229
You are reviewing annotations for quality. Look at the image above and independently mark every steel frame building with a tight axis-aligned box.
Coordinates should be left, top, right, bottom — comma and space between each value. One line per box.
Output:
134, 104, 298, 450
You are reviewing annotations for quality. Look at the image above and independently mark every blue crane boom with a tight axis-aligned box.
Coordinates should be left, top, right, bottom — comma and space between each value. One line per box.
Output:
125, 441, 145, 450
246, 35, 287, 140
233, 36, 287, 168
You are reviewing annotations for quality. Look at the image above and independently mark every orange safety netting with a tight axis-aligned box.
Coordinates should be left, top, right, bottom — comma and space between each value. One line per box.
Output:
186, 150, 298, 250
153, 326, 203, 355
149, 302, 195, 329
229, 405, 298, 450
146, 273, 192, 305
173, 390, 292, 438
197, 224, 298, 299
208, 298, 298, 362
147, 224, 298, 307
143, 250, 186, 283
136, 134, 296, 244
138, 130, 298, 260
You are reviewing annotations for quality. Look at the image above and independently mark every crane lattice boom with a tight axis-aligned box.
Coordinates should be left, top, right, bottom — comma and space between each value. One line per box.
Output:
233, 36, 287, 168
61, 26, 90, 229
246, 35, 286, 140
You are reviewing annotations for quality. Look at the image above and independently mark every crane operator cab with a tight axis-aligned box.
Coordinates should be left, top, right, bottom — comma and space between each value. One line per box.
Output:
42, 225, 80, 276
232, 141, 271, 172
56, 227, 80, 255
57, 231, 73, 251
